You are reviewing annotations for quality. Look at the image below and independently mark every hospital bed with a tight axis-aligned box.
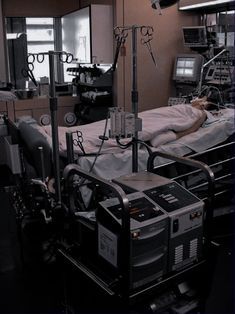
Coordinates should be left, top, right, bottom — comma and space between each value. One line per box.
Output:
13, 104, 234, 217
5, 104, 234, 311
15, 104, 234, 178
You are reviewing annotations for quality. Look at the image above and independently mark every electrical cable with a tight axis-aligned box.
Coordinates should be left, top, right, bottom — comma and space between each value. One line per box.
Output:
88, 115, 109, 174
116, 137, 153, 156
69, 114, 110, 200
116, 137, 133, 149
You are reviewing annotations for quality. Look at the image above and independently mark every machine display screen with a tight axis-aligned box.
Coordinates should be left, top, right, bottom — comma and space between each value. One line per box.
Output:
183, 26, 208, 47
173, 54, 204, 83
108, 197, 163, 222
175, 57, 195, 78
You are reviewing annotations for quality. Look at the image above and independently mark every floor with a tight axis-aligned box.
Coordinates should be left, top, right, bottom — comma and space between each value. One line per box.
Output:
0, 166, 234, 314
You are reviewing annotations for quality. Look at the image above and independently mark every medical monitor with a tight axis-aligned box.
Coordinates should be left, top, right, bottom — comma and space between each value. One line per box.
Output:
183, 26, 208, 48
173, 54, 204, 83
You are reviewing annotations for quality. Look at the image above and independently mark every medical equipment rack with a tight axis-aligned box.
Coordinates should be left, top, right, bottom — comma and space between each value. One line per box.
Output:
58, 152, 217, 312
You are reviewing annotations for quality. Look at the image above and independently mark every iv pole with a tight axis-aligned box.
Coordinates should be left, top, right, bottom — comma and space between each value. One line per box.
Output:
114, 25, 154, 173
131, 25, 139, 173
28, 50, 72, 204
115, 1, 180, 173
48, 51, 62, 203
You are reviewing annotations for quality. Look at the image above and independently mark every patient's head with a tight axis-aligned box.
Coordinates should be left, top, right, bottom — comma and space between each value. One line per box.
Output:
191, 96, 210, 110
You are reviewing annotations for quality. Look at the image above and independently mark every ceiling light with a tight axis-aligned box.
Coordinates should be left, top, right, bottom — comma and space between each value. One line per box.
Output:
179, 0, 234, 10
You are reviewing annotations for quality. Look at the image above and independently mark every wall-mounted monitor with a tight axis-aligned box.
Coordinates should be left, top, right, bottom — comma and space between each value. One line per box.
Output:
182, 26, 208, 48
173, 54, 204, 83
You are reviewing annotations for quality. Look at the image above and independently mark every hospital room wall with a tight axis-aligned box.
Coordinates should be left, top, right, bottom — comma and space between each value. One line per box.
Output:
1, 0, 200, 113
0, 0, 113, 83
0, 0, 83, 83
2, 0, 113, 16
0, 0, 7, 83
2, 0, 80, 17
114, 0, 200, 112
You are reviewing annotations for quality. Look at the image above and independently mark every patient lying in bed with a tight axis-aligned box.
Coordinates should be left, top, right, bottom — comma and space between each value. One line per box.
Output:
29, 99, 234, 157
144, 98, 213, 147
16, 100, 234, 182
174, 97, 213, 140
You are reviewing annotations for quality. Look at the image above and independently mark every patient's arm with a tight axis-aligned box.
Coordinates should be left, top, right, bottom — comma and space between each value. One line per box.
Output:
175, 111, 207, 139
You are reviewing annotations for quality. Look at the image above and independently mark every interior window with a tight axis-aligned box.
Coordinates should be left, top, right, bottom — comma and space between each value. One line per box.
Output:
26, 18, 55, 81
6, 17, 58, 89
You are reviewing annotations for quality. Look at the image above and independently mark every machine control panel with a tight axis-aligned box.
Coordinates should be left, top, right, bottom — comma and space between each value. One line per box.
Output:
144, 182, 200, 212
98, 191, 166, 227
205, 65, 234, 85
168, 97, 186, 106
106, 196, 164, 222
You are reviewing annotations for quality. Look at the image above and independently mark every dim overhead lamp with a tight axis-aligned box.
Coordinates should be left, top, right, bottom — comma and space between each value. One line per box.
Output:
179, 0, 234, 10
151, 0, 178, 10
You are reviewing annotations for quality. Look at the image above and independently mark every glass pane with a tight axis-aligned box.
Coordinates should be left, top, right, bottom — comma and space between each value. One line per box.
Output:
28, 44, 54, 54
25, 17, 55, 82
177, 59, 185, 67
62, 7, 91, 63
26, 18, 54, 25
176, 68, 184, 75
30, 60, 50, 81
185, 60, 194, 68
26, 28, 54, 41
184, 68, 193, 76
27, 44, 55, 80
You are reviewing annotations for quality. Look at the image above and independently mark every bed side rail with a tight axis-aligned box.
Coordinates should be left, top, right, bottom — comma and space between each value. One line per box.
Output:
147, 151, 215, 240
150, 141, 235, 210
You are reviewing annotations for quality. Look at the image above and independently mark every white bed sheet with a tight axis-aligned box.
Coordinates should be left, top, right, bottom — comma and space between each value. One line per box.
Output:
40, 104, 205, 155
33, 106, 234, 180
76, 107, 235, 180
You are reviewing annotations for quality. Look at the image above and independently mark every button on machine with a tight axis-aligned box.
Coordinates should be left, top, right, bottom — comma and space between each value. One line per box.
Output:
173, 219, 179, 233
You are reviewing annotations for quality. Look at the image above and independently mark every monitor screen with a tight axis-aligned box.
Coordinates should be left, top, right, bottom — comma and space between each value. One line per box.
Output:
176, 57, 195, 78
173, 54, 204, 83
182, 26, 208, 47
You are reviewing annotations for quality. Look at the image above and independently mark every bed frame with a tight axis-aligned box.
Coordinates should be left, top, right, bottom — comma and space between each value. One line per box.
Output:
8, 116, 234, 218
6, 114, 234, 199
